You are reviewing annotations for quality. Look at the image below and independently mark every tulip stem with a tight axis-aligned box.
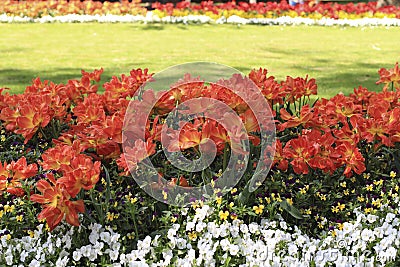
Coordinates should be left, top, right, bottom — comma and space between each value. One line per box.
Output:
223, 143, 228, 172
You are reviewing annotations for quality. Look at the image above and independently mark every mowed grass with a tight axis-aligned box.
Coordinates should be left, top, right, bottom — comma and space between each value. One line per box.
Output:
1, 23, 400, 97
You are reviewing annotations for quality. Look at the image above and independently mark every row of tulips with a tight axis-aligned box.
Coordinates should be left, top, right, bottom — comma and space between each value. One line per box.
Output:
0, 62, 400, 266
1, 0, 400, 21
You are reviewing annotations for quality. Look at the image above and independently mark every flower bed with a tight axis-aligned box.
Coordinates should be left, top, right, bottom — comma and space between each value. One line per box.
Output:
1, 61, 400, 266
1, 0, 400, 26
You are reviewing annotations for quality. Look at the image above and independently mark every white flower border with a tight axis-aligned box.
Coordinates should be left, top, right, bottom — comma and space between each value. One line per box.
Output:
1, 198, 399, 266
1, 12, 400, 26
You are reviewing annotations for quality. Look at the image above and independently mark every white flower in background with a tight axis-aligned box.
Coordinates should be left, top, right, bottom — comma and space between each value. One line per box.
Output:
55, 256, 69, 267
20, 251, 28, 262
288, 243, 298, 255
367, 214, 378, 223
249, 222, 258, 234
196, 222, 206, 233
385, 213, 396, 223
137, 236, 152, 251
194, 205, 210, 222
229, 244, 240, 256
152, 235, 161, 247
176, 237, 187, 249
29, 259, 40, 267
207, 222, 220, 238
186, 221, 195, 231
5, 255, 13, 265
219, 222, 229, 237
2, 197, 400, 266
361, 229, 375, 242
100, 232, 111, 244
73, 250, 82, 261
220, 238, 230, 251
240, 224, 249, 235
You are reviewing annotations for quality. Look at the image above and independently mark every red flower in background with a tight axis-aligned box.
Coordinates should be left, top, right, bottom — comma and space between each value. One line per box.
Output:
336, 142, 366, 177
169, 176, 190, 188
40, 141, 85, 171
30, 173, 85, 231
117, 138, 156, 175
103, 68, 153, 100
249, 68, 285, 105
376, 62, 400, 91
283, 136, 317, 174
279, 105, 313, 131
0, 157, 38, 196
57, 155, 101, 197
272, 139, 288, 171
73, 93, 105, 125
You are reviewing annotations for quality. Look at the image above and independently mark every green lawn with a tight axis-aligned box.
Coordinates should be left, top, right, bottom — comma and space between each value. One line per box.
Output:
1, 23, 400, 97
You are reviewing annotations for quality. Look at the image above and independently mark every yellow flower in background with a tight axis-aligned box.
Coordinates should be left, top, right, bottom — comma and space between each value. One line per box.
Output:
28, 230, 34, 238
219, 210, 229, 221
300, 185, 309, 195
253, 205, 264, 215
216, 196, 222, 205
372, 199, 382, 208
331, 206, 339, 213
390, 171, 396, 178
363, 173, 371, 179
107, 212, 119, 222
331, 230, 337, 237
366, 184, 373, 191
16, 215, 23, 222
127, 232, 135, 240
191, 201, 200, 210
162, 190, 167, 200
188, 231, 197, 241
364, 207, 373, 214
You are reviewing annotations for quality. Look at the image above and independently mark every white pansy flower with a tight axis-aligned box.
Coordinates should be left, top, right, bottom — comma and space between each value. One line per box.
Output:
186, 221, 196, 231
29, 259, 40, 267
100, 232, 111, 244
249, 223, 259, 234
288, 243, 298, 255
5, 255, 13, 265
220, 238, 230, 251
73, 250, 82, 261
196, 222, 206, 233
229, 244, 240, 256
367, 214, 378, 223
